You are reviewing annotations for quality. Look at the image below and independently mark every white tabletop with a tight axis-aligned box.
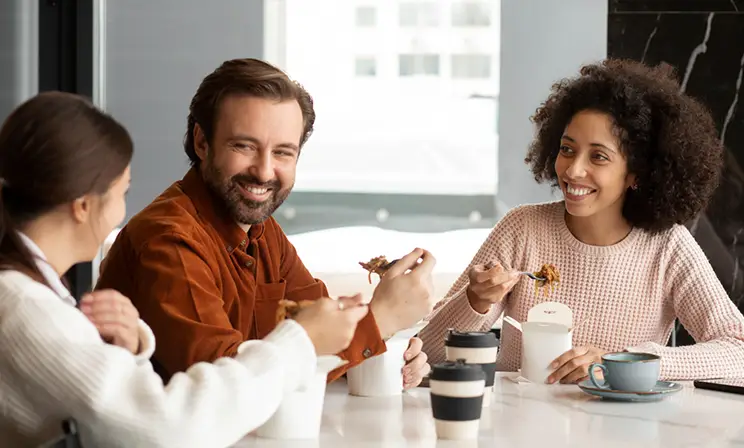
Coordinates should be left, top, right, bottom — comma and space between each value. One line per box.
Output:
236, 373, 744, 447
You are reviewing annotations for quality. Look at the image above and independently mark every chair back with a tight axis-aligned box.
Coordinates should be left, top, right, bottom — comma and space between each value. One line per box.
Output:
38, 419, 82, 448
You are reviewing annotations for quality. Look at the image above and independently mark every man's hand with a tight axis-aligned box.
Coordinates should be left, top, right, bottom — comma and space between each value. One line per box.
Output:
402, 337, 430, 389
80, 290, 140, 354
369, 248, 436, 339
547, 346, 607, 384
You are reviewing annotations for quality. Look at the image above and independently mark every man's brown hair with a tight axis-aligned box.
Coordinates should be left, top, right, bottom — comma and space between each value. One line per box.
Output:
184, 58, 315, 166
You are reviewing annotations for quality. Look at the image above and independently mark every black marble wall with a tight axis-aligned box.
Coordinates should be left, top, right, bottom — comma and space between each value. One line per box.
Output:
608, 0, 744, 344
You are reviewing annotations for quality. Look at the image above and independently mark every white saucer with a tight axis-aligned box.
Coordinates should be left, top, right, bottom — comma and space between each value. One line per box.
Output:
578, 380, 683, 402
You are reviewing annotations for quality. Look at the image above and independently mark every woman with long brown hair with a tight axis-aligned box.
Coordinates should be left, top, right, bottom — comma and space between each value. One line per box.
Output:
0, 92, 368, 447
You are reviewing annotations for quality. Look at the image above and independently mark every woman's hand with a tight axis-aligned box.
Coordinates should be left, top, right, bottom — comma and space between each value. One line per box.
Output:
293, 294, 369, 356
80, 290, 141, 354
466, 262, 520, 313
547, 346, 607, 384
402, 337, 430, 389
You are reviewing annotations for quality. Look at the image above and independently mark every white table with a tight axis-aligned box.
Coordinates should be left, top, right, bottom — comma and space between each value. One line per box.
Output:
236, 373, 744, 447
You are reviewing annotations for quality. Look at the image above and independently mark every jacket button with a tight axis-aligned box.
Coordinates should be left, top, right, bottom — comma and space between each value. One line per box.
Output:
362, 348, 372, 358
245, 260, 253, 268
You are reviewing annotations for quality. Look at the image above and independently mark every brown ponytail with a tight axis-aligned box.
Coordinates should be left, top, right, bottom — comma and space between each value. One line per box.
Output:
0, 92, 133, 283
0, 179, 48, 286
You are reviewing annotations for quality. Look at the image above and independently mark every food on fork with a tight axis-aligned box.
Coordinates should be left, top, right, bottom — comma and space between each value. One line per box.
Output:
276, 299, 314, 323
534, 263, 560, 297
359, 256, 397, 284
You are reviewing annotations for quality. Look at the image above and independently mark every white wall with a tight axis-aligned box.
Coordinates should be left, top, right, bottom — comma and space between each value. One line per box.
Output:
102, 0, 265, 220
0, 0, 37, 121
497, 0, 607, 210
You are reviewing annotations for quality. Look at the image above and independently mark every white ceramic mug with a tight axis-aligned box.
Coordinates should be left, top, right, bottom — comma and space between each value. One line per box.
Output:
347, 337, 408, 396
347, 324, 426, 397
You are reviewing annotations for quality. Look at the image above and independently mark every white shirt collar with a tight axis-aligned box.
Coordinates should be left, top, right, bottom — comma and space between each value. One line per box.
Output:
17, 232, 76, 307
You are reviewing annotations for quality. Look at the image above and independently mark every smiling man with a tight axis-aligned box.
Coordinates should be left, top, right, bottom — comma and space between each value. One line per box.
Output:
96, 59, 437, 385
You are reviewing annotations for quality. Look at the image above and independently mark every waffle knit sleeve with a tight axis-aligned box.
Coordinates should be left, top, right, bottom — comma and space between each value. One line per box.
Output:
420, 206, 529, 364
628, 227, 744, 380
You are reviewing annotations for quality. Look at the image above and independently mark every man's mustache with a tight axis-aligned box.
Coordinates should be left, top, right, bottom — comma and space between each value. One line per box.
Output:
231, 175, 281, 190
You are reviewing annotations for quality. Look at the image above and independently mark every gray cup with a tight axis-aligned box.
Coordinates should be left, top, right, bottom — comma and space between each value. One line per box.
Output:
588, 352, 660, 392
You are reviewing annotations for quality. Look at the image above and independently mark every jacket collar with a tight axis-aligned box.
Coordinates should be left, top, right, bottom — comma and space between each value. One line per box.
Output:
180, 167, 265, 252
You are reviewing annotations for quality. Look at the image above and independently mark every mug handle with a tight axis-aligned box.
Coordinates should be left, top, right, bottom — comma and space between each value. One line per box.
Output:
588, 363, 609, 389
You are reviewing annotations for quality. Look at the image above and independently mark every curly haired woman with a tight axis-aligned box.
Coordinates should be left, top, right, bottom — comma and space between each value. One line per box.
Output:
419, 59, 744, 383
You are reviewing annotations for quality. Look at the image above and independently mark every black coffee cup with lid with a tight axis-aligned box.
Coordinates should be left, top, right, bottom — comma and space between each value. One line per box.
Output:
444, 329, 499, 407
430, 359, 485, 440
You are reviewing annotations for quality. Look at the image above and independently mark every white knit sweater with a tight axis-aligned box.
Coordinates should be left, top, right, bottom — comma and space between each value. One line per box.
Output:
0, 262, 316, 445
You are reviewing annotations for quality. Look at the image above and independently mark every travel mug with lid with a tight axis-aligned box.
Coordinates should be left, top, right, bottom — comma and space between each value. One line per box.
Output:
430, 359, 485, 440
444, 329, 499, 406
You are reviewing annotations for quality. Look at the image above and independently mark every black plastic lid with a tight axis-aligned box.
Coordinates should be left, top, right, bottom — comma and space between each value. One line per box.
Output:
430, 360, 485, 382
445, 329, 499, 348
489, 328, 502, 342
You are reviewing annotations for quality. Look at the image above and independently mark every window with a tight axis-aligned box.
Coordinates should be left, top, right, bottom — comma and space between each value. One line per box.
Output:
355, 56, 377, 76
399, 54, 440, 76
399, 2, 439, 27
452, 1, 491, 27
451, 54, 491, 78
263, 0, 501, 300
99, 0, 503, 305
355, 6, 376, 27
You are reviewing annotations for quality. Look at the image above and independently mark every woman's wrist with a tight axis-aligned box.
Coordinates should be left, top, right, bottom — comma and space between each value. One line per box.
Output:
466, 286, 491, 314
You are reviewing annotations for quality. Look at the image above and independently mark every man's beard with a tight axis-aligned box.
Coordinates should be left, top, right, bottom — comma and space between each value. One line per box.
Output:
201, 158, 292, 225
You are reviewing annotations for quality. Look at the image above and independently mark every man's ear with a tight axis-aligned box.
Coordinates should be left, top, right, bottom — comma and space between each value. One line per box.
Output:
194, 123, 209, 162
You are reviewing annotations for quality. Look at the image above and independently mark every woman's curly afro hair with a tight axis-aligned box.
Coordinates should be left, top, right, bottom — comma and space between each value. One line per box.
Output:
525, 58, 724, 233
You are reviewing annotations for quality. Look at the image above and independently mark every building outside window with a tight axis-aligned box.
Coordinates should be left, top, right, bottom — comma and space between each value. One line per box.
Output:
399, 2, 440, 27
451, 1, 491, 27
399, 53, 440, 76
355, 5, 377, 27
355, 56, 377, 76
264, 0, 502, 297
451, 53, 491, 78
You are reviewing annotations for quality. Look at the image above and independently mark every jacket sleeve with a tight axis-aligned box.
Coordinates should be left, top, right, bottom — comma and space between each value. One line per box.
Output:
276, 226, 387, 381
419, 205, 528, 364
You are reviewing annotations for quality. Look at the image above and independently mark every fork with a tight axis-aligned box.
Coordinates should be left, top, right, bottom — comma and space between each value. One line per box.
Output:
381, 259, 398, 270
484, 262, 545, 281
520, 271, 546, 281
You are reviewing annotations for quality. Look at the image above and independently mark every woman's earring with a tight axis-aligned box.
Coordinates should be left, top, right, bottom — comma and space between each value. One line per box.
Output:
631, 184, 639, 191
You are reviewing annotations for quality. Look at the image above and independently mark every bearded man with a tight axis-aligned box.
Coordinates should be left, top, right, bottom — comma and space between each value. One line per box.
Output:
96, 59, 437, 386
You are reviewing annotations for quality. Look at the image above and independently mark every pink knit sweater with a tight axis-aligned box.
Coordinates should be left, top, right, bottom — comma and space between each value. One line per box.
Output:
420, 201, 744, 380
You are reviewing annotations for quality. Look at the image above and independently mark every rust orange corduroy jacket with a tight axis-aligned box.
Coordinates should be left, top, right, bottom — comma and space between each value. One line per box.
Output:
96, 168, 386, 382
